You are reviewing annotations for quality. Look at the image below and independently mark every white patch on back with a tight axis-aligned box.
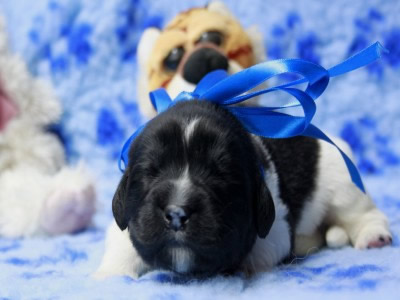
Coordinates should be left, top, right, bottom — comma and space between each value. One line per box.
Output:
169, 247, 193, 273
295, 137, 351, 236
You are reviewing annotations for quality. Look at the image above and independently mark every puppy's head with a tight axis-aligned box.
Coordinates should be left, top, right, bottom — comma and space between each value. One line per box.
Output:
113, 100, 275, 276
137, 2, 266, 118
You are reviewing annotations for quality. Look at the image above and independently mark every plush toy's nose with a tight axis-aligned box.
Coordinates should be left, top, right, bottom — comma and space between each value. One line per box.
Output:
183, 47, 228, 84
164, 205, 189, 231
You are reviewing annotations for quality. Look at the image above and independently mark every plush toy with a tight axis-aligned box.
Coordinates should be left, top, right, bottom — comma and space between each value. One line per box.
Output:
0, 15, 95, 237
137, 1, 266, 119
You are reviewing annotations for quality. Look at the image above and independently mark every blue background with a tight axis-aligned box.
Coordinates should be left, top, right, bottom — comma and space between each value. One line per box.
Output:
0, 0, 399, 299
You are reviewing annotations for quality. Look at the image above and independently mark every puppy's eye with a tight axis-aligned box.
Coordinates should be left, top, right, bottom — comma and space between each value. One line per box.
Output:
196, 31, 223, 46
163, 46, 185, 71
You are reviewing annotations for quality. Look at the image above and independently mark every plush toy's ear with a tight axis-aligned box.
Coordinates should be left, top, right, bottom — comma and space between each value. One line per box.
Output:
137, 28, 161, 73
137, 28, 161, 119
112, 173, 129, 230
207, 1, 233, 17
246, 26, 267, 63
255, 184, 275, 238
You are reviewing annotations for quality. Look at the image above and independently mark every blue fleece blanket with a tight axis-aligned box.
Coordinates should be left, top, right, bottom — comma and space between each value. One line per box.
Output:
0, 0, 399, 299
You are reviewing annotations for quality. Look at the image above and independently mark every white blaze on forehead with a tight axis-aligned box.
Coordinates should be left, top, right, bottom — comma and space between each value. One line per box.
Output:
184, 118, 200, 142
170, 247, 193, 273
172, 167, 191, 206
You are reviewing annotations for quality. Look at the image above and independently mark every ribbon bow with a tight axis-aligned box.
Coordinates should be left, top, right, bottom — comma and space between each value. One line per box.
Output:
120, 42, 388, 193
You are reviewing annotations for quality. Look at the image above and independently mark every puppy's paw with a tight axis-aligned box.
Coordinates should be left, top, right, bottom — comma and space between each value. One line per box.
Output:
40, 184, 96, 235
326, 226, 350, 248
354, 226, 392, 249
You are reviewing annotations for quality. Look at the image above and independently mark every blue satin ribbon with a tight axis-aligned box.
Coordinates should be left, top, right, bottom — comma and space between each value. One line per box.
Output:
120, 42, 387, 193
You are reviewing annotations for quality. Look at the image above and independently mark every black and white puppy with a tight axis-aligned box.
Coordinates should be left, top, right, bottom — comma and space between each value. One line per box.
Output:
95, 100, 391, 279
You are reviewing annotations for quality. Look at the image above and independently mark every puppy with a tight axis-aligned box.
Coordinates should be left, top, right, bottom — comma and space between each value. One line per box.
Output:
95, 100, 392, 279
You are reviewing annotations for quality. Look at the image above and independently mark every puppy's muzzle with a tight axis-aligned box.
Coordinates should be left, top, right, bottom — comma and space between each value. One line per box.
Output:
164, 205, 189, 231
182, 46, 228, 84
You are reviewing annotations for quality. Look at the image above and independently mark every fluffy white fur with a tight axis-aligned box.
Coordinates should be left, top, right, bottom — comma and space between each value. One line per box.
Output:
94, 220, 147, 279
0, 15, 96, 237
293, 138, 391, 255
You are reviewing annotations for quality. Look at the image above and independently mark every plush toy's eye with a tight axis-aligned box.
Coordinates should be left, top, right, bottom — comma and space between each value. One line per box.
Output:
196, 31, 224, 46
163, 46, 185, 71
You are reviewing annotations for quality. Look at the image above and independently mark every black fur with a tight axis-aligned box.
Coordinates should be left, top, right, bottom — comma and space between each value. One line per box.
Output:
260, 136, 319, 254
113, 100, 274, 276
260, 137, 319, 229
112, 100, 319, 276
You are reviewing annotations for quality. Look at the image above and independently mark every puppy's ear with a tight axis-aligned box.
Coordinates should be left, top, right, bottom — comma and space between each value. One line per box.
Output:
255, 184, 275, 238
112, 173, 129, 230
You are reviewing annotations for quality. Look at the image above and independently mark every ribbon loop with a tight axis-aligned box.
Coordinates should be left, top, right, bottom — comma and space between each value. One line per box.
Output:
121, 42, 387, 193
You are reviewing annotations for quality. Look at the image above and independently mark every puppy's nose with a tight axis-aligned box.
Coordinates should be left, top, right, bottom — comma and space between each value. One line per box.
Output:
164, 205, 189, 231
183, 47, 228, 84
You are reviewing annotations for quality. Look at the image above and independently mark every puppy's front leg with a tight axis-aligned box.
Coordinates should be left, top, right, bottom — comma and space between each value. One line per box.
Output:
93, 221, 148, 279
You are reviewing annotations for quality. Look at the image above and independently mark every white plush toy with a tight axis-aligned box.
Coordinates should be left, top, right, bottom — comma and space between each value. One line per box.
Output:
0, 15, 96, 237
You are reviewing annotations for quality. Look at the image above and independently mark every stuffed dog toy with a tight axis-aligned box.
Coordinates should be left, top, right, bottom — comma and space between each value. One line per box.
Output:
0, 15, 95, 237
137, 2, 265, 119
96, 100, 391, 278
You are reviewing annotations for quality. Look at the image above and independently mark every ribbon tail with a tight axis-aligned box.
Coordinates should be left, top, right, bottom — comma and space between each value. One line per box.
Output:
302, 124, 366, 193
118, 125, 145, 172
272, 42, 388, 109
328, 42, 388, 77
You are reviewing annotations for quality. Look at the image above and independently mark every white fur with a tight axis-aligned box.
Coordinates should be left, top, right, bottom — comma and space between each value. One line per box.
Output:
326, 226, 350, 248
243, 137, 291, 273
0, 15, 95, 237
172, 167, 191, 206
137, 28, 161, 119
294, 138, 391, 252
167, 74, 196, 101
184, 118, 200, 142
243, 190, 291, 274
170, 247, 193, 273
93, 221, 147, 279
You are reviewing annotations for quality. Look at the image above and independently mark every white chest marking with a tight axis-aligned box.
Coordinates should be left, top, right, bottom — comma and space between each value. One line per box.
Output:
169, 247, 193, 273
